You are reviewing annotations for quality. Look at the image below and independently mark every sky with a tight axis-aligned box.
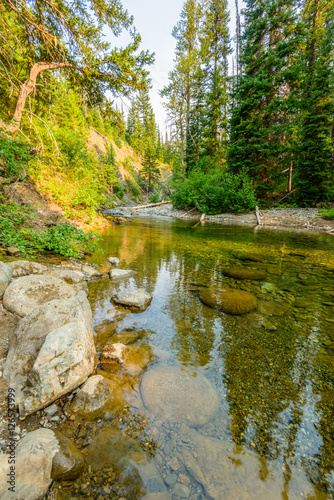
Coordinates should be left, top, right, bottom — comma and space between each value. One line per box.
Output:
110, 0, 237, 133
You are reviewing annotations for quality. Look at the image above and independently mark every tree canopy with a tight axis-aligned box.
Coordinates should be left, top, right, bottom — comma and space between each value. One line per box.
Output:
0, 0, 154, 133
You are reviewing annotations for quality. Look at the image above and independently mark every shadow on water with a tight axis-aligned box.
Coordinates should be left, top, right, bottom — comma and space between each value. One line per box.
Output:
54, 217, 334, 499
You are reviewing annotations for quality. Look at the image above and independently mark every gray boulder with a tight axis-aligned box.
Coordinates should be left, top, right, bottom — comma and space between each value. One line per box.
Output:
109, 268, 136, 281
0, 453, 51, 500
43, 268, 86, 283
3, 274, 75, 317
3, 291, 96, 417
70, 374, 123, 420
0, 260, 13, 298
108, 256, 120, 267
7, 260, 48, 277
112, 288, 152, 311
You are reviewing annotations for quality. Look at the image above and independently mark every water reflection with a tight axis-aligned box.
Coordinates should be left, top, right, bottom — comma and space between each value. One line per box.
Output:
88, 217, 334, 499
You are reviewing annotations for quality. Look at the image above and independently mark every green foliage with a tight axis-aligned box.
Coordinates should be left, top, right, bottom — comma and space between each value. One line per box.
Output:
140, 142, 160, 191
36, 223, 99, 258
320, 207, 334, 220
0, 196, 98, 257
149, 193, 161, 203
172, 169, 256, 214
0, 133, 35, 179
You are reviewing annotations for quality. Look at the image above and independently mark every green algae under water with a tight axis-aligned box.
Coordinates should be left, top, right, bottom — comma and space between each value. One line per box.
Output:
54, 217, 334, 500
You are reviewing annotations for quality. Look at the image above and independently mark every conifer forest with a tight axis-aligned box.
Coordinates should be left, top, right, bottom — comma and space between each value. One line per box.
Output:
0, 0, 334, 241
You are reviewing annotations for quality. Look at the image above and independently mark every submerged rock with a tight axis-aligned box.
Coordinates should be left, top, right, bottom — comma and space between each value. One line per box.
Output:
235, 253, 262, 263
7, 260, 48, 277
177, 427, 282, 500
3, 291, 96, 417
100, 342, 153, 376
140, 366, 219, 428
199, 288, 257, 315
222, 267, 266, 280
112, 288, 152, 311
258, 300, 287, 316
0, 260, 13, 298
109, 269, 136, 281
87, 428, 170, 499
70, 374, 123, 420
3, 274, 75, 317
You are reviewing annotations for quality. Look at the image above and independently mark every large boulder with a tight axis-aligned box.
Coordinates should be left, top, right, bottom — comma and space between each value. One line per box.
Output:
199, 288, 257, 315
3, 291, 96, 417
3, 275, 75, 317
43, 268, 86, 283
0, 453, 51, 500
70, 374, 124, 420
222, 267, 266, 281
0, 429, 84, 499
140, 366, 219, 428
111, 288, 152, 311
0, 260, 13, 298
7, 260, 48, 277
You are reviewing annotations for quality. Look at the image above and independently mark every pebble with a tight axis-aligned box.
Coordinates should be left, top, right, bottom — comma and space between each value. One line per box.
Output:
164, 473, 177, 488
44, 403, 58, 417
173, 483, 190, 498
179, 474, 190, 486
169, 456, 179, 471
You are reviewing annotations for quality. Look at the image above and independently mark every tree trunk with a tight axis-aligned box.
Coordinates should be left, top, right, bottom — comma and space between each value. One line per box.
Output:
0, 62, 74, 134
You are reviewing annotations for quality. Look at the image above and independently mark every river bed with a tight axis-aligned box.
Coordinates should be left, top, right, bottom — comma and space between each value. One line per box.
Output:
52, 216, 334, 499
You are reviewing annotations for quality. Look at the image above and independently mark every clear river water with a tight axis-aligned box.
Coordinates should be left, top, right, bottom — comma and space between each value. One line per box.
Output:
53, 216, 334, 500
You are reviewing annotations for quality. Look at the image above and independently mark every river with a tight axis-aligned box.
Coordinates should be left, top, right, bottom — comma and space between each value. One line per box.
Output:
54, 216, 334, 499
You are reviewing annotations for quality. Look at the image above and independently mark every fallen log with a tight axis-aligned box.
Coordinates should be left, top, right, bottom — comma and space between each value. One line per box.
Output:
178, 207, 197, 219
131, 201, 172, 210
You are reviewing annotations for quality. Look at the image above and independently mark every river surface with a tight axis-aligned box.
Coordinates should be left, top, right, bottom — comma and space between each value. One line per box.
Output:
56, 217, 334, 499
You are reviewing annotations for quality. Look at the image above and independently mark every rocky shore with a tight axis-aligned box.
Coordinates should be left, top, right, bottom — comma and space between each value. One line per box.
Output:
107, 204, 334, 234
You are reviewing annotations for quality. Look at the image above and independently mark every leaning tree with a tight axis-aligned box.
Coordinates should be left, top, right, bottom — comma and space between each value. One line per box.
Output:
0, 0, 153, 134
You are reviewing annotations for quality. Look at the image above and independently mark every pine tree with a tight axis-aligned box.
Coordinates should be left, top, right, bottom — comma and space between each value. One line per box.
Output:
295, 1, 334, 205
200, 0, 231, 160
228, 0, 301, 199
161, 0, 203, 174
140, 142, 160, 191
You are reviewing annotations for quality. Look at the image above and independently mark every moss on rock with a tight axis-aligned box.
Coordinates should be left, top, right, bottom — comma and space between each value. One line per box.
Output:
199, 288, 257, 315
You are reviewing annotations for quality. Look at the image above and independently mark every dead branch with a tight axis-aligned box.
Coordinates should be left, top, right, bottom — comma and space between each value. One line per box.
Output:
131, 201, 172, 210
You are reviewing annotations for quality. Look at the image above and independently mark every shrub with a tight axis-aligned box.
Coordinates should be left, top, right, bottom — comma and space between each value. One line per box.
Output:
172, 169, 257, 214
320, 207, 334, 220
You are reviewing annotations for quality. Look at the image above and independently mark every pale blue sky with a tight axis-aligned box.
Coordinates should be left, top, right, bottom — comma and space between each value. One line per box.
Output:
111, 0, 238, 132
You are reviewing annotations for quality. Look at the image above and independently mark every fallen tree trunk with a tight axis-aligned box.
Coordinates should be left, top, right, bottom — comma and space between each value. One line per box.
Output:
255, 206, 262, 225
178, 207, 197, 219
131, 201, 172, 210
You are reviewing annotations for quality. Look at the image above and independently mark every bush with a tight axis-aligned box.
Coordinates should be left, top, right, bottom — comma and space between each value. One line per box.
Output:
0, 196, 99, 257
149, 193, 161, 204
320, 207, 334, 220
172, 169, 257, 214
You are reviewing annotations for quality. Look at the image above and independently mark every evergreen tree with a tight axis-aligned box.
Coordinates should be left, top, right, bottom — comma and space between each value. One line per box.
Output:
200, 0, 231, 160
228, 0, 301, 199
126, 89, 158, 155
295, 1, 334, 204
140, 142, 160, 191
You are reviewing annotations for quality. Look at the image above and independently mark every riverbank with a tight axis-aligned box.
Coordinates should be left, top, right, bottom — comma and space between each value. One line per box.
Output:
114, 203, 334, 234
